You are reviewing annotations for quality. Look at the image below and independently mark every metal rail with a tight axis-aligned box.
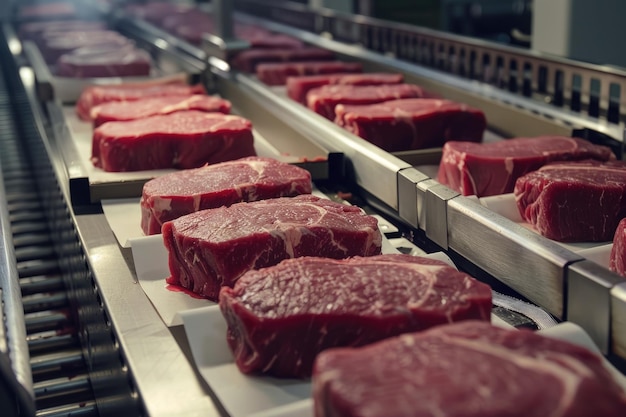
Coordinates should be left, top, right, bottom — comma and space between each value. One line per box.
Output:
234, 0, 626, 130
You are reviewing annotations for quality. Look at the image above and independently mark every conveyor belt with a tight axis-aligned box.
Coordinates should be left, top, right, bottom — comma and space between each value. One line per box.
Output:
0, 29, 141, 417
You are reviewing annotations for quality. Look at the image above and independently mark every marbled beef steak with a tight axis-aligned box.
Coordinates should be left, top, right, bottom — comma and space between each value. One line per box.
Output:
306, 84, 430, 120
610, 218, 626, 277
256, 61, 363, 86
162, 195, 382, 301
91, 94, 231, 127
91, 111, 255, 172
287, 72, 404, 103
56, 44, 152, 78
140, 156, 312, 235
230, 47, 335, 73
515, 159, 626, 242
312, 321, 626, 417
335, 98, 486, 152
438, 136, 615, 197
39, 29, 128, 63
219, 254, 492, 378
76, 82, 206, 121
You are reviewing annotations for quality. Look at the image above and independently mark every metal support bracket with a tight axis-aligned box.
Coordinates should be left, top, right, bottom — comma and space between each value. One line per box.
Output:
567, 260, 625, 355
416, 179, 458, 249
397, 167, 429, 228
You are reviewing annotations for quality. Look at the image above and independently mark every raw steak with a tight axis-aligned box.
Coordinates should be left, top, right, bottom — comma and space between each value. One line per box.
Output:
76, 82, 206, 121
56, 45, 152, 78
230, 47, 335, 73
126, 1, 191, 26
91, 111, 255, 172
438, 136, 615, 197
219, 254, 492, 378
165, 12, 214, 44
610, 218, 626, 277
91, 94, 231, 127
40, 30, 130, 63
306, 84, 430, 120
312, 321, 626, 417
19, 2, 76, 20
256, 61, 363, 86
162, 195, 382, 300
287, 72, 404, 103
140, 156, 312, 235
245, 34, 303, 49
514, 160, 626, 242
19, 20, 107, 42
335, 99, 486, 152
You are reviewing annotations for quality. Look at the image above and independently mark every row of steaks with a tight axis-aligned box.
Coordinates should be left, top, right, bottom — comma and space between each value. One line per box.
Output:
229, 45, 626, 251
20, 19, 153, 78
138, 153, 626, 417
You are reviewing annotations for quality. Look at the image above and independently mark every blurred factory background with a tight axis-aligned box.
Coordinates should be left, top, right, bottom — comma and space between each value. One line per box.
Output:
300, 0, 626, 68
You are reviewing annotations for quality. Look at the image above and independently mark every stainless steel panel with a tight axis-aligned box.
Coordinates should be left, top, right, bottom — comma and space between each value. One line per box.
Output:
397, 167, 429, 227
425, 184, 459, 249
611, 283, 626, 359
416, 178, 438, 234
567, 261, 626, 355
447, 196, 583, 318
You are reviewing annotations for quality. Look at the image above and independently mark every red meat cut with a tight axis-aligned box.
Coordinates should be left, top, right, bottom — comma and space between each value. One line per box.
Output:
219, 254, 492, 378
287, 72, 404, 103
230, 47, 336, 73
39, 30, 130, 64
306, 84, 430, 120
140, 156, 312, 235
312, 321, 626, 417
76, 82, 206, 121
610, 218, 626, 277
19, 20, 107, 42
245, 33, 303, 49
91, 94, 231, 127
163, 195, 382, 301
56, 45, 152, 78
514, 159, 626, 242
91, 111, 255, 172
437, 136, 615, 197
256, 61, 363, 86
335, 98, 486, 152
